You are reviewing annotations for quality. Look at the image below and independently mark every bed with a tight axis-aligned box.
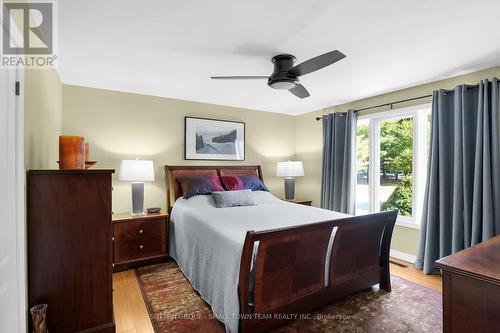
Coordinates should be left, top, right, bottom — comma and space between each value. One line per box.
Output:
164, 165, 397, 333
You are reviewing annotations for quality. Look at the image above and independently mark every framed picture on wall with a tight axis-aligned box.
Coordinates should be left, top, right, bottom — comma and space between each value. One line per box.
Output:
184, 117, 245, 160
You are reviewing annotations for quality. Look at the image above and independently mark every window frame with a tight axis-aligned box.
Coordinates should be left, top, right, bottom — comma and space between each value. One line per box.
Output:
357, 103, 431, 229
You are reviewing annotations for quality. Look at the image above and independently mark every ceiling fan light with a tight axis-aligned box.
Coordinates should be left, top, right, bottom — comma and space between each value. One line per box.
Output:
269, 80, 297, 90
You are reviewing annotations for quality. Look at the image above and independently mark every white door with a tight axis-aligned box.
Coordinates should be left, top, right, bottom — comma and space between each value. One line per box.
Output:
0, 66, 26, 333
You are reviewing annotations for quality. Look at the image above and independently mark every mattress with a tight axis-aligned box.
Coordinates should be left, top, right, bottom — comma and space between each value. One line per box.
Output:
169, 191, 348, 333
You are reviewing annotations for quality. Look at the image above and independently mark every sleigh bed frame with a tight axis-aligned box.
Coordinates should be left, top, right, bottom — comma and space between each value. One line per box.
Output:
164, 165, 397, 333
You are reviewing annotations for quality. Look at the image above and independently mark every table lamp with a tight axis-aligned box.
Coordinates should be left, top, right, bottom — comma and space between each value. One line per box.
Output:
119, 159, 155, 215
277, 161, 304, 200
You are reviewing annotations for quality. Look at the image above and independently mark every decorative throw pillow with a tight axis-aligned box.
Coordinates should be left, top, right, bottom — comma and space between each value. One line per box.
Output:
238, 175, 269, 191
220, 176, 244, 191
212, 190, 256, 208
177, 175, 225, 199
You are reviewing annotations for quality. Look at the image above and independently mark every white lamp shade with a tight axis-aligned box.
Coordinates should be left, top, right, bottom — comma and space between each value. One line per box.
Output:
119, 160, 155, 182
276, 161, 304, 177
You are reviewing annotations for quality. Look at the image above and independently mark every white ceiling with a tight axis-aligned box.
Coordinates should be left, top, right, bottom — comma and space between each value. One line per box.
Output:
58, 0, 500, 115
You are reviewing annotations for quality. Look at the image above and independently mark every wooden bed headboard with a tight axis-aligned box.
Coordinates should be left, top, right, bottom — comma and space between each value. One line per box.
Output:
163, 165, 263, 213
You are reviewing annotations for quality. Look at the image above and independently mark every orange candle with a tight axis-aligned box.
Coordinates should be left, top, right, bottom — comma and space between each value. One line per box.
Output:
85, 143, 90, 161
59, 136, 85, 170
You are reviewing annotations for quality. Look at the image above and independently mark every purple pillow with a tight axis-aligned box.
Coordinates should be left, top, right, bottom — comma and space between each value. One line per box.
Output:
238, 175, 269, 191
177, 175, 225, 199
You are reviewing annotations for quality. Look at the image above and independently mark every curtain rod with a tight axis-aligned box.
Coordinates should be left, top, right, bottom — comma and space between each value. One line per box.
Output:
315, 94, 433, 121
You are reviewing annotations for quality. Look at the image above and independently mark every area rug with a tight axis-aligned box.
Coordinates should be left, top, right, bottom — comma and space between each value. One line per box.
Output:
136, 261, 442, 333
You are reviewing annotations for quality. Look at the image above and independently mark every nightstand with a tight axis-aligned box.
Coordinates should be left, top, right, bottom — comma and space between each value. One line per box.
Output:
112, 211, 169, 272
286, 199, 313, 206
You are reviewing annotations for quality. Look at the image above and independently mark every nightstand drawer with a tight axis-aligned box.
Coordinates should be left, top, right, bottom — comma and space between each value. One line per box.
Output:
114, 218, 164, 241
113, 218, 167, 263
115, 235, 165, 262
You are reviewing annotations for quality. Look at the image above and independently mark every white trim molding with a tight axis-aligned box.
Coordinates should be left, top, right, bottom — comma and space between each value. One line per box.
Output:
0, 13, 26, 330
356, 103, 432, 226
390, 249, 417, 264
396, 218, 420, 230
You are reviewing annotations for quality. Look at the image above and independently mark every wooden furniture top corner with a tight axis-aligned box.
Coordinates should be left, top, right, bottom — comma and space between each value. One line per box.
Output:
435, 235, 500, 285
112, 211, 169, 223
28, 169, 115, 175
286, 198, 313, 204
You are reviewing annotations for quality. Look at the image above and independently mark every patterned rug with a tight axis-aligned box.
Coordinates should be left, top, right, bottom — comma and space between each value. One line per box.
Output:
136, 261, 442, 333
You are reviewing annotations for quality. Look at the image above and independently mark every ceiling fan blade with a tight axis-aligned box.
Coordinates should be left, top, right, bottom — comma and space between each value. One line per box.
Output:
210, 76, 269, 80
288, 50, 346, 77
289, 84, 310, 98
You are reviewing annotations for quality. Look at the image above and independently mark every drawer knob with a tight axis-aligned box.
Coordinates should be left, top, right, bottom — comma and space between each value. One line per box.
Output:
139, 229, 144, 234
139, 245, 144, 250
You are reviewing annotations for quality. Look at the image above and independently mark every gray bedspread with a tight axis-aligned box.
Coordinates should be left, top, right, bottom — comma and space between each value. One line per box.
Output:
169, 191, 348, 333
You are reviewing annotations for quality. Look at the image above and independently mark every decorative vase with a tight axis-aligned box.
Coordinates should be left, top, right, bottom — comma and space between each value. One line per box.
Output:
59, 136, 85, 170
30, 304, 49, 333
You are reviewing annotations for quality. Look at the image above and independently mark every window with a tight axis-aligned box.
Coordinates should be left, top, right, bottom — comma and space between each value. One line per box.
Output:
355, 105, 431, 228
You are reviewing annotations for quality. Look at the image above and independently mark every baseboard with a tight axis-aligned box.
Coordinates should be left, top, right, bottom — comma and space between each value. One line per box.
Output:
390, 249, 416, 264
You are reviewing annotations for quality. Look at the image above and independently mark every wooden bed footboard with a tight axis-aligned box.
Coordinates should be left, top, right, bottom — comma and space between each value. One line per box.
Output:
238, 210, 397, 333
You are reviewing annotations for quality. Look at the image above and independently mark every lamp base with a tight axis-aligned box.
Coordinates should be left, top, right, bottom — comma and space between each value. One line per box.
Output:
284, 177, 295, 200
131, 182, 144, 215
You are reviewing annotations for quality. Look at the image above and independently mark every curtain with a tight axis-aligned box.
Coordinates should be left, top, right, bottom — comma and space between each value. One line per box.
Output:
320, 110, 357, 214
416, 78, 500, 274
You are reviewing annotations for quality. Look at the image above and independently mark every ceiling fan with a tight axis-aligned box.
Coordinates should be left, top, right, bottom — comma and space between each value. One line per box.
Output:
211, 50, 345, 99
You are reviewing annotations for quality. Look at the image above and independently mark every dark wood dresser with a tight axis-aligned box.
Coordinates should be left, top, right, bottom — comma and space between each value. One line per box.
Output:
112, 212, 169, 272
28, 170, 115, 333
435, 235, 500, 333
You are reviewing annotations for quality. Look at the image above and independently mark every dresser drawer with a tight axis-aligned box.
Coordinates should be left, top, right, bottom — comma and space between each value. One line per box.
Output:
114, 218, 167, 263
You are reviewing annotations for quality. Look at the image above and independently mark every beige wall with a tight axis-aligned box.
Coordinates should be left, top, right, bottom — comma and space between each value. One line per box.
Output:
24, 69, 62, 169
295, 65, 500, 256
29, 65, 499, 256
62, 85, 296, 213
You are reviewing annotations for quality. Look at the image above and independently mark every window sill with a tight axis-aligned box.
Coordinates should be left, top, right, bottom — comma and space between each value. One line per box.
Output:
395, 219, 420, 230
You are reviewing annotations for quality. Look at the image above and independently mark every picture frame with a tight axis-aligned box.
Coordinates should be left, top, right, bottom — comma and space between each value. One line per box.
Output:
184, 117, 245, 160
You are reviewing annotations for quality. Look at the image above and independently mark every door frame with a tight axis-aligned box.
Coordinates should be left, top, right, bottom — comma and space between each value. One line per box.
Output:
0, 12, 26, 333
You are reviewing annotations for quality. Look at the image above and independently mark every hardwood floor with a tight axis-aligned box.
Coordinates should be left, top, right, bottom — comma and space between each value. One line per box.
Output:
112, 258, 442, 333
113, 270, 155, 333
390, 257, 442, 292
